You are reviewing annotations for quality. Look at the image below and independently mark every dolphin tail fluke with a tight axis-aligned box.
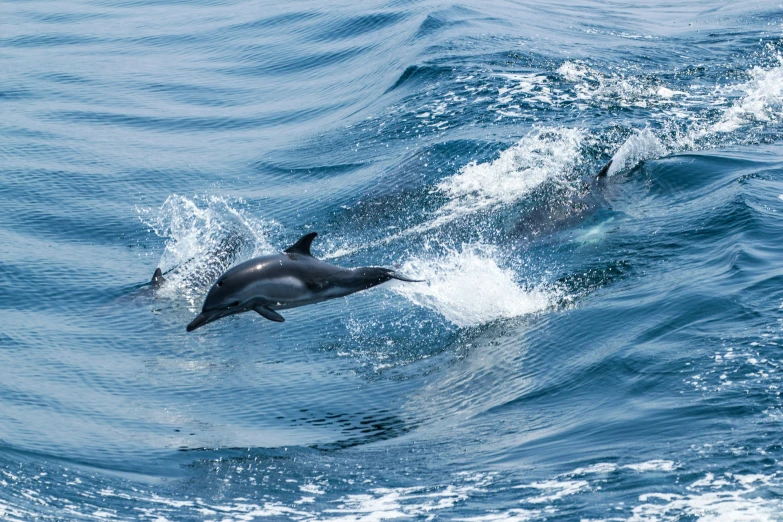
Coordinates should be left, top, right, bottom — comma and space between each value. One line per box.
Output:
151, 267, 166, 288
389, 271, 426, 283
355, 267, 426, 287
596, 160, 613, 179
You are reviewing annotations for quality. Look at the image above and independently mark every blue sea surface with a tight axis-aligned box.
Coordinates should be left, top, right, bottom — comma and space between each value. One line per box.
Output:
2, 0, 783, 520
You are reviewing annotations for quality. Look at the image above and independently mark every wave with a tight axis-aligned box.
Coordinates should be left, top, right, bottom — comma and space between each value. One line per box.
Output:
137, 51, 783, 330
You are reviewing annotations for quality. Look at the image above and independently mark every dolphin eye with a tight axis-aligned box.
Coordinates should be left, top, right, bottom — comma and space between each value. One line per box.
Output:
217, 281, 224, 287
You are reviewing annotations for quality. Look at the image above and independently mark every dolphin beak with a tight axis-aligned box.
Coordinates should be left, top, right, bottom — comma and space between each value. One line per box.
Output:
186, 313, 209, 332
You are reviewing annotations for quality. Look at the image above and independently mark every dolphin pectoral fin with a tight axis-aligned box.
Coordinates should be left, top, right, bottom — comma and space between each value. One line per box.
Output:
284, 232, 318, 257
254, 306, 285, 323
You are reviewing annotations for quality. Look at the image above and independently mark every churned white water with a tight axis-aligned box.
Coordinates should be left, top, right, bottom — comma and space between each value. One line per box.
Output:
393, 245, 556, 327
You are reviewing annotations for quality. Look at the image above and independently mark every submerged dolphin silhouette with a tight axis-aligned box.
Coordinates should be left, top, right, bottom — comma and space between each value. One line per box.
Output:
185, 232, 424, 332
149, 233, 250, 293
513, 160, 614, 240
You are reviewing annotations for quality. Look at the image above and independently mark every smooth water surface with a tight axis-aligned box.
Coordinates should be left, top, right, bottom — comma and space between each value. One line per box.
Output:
2, 0, 783, 520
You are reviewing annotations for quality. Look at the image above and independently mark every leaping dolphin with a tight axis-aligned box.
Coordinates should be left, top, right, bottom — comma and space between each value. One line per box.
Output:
185, 232, 424, 332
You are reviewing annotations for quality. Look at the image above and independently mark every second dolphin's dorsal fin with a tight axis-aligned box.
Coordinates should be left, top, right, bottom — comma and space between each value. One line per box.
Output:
284, 232, 318, 256
596, 160, 613, 179
151, 267, 166, 288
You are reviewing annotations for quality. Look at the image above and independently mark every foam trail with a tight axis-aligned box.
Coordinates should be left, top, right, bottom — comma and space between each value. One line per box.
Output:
709, 56, 783, 135
325, 127, 583, 259
392, 245, 557, 327
138, 195, 275, 305
608, 128, 667, 176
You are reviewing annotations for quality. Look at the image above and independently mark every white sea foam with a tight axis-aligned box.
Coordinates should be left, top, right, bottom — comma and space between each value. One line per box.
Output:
491, 59, 670, 117
568, 462, 618, 475
327, 127, 584, 259
557, 61, 593, 82
455, 509, 540, 521
138, 195, 275, 305
630, 472, 783, 522
710, 57, 783, 135
325, 473, 494, 520
656, 86, 688, 99
624, 460, 677, 473
554, 462, 783, 521
437, 127, 582, 215
608, 128, 667, 176
558, 60, 678, 110
496, 72, 553, 107
521, 480, 590, 503
300, 483, 325, 495
392, 245, 556, 327
554, 56, 783, 159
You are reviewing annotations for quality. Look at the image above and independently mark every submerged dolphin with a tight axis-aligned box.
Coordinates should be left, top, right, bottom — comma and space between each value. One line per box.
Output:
513, 160, 614, 240
149, 233, 250, 293
185, 232, 423, 332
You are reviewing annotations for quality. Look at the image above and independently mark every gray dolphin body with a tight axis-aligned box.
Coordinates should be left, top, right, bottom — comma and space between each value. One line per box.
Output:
513, 160, 614, 240
186, 232, 423, 332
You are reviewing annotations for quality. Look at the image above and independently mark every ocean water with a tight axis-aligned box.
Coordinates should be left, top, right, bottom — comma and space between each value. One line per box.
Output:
2, 0, 783, 520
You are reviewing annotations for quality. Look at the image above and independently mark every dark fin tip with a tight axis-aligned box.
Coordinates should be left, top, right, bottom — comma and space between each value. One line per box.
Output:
596, 160, 613, 179
284, 232, 318, 257
151, 267, 165, 288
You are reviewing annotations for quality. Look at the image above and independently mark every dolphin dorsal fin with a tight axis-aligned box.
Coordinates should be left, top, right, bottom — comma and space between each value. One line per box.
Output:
596, 160, 613, 179
284, 232, 318, 256
151, 267, 165, 288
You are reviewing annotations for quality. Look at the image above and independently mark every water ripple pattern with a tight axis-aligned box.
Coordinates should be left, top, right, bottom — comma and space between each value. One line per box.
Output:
2, 0, 783, 520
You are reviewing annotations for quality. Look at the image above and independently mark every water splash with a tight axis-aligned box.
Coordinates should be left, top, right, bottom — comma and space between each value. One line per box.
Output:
138, 195, 276, 305
708, 55, 783, 135
608, 128, 667, 176
393, 244, 558, 327
326, 127, 584, 258
437, 127, 583, 215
